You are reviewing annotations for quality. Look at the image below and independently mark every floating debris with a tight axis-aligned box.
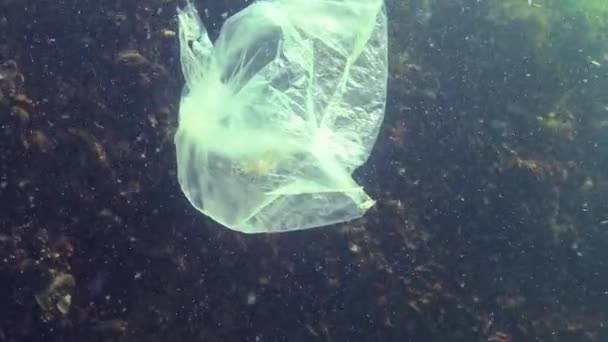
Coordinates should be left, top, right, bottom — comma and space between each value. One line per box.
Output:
35, 270, 76, 321
160, 29, 176, 38
113, 49, 149, 66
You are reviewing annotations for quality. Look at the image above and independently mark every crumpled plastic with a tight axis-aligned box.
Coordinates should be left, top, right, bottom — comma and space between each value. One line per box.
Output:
175, 0, 388, 233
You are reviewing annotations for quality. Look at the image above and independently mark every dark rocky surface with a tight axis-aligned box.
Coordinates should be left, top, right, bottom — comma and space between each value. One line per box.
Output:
0, 0, 607, 341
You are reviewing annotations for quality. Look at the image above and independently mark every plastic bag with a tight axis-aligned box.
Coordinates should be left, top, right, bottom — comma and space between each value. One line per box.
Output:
175, 0, 388, 233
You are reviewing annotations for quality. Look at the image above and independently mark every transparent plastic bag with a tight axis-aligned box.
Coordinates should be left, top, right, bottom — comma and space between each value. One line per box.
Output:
175, 0, 388, 233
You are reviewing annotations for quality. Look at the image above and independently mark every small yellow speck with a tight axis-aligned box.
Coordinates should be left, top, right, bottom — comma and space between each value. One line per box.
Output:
160, 29, 176, 38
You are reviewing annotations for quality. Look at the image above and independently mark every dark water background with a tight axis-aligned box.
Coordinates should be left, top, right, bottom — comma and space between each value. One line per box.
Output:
0, 0, 607, 341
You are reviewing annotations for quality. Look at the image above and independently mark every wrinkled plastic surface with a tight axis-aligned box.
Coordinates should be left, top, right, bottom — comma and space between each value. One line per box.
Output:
175, 0, 388, 233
